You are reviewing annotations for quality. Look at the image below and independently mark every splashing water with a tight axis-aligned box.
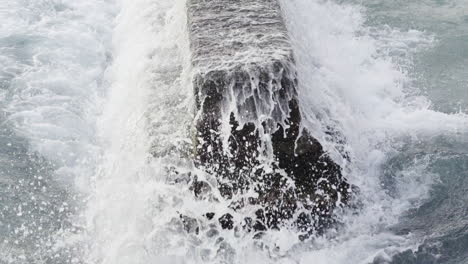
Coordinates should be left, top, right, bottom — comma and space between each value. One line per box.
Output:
1, 0, 467, 263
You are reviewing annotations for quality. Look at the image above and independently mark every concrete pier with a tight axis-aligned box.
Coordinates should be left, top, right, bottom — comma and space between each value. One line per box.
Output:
187, 0, 350, 235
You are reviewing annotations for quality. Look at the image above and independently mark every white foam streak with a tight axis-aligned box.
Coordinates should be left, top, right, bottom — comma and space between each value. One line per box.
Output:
84, 0, 191, 263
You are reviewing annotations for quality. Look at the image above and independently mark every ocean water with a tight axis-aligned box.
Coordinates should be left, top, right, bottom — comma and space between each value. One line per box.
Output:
0, 0, 467, 263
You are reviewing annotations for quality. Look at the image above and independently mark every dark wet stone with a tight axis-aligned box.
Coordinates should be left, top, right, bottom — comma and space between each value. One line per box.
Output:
190, 176, 211, 199
205, 212, 215, 220
219, 213, 234, 230
253, 232, 266, 240
253, 221, 267, 232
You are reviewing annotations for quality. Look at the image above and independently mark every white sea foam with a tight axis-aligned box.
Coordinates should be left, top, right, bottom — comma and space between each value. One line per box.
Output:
83, 0, 195, 263
0, 0, 116, 262
3, 0, 467, 263
83, 0, 468, 263
0, 0, 116, 190
280, 0, 468, 263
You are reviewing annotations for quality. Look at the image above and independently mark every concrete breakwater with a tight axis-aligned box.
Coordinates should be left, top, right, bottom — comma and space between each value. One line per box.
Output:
187, 0, 350, 236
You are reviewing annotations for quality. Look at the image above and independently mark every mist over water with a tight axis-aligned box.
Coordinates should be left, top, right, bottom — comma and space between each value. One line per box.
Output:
1, 0, 467, 264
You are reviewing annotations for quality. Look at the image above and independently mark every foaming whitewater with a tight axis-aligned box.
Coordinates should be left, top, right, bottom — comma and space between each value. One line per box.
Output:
280, 0, 467, 263
83, 0, 194, 263
83, 0, 468, 263
0, 0, 115, 262
2, 0, 467, 263
1, 0, 115, 187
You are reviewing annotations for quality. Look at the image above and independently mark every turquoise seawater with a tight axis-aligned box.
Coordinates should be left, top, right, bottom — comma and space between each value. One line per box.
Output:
355, 0, 468, 263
